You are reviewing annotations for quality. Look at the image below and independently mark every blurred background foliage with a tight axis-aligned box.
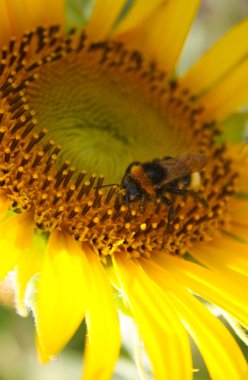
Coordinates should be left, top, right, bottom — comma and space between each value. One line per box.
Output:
0, 0, 248, 379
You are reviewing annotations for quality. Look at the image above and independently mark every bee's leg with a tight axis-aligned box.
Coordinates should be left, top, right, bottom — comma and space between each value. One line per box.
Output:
166, 188, 188, 196
139, 193, 147, 213
188, 190, 208, 208
115, 192, 131, 213
161, 196, 174, 232
114, 192, 122, 210
166, 188, 208, 208
125, 193, 132, 214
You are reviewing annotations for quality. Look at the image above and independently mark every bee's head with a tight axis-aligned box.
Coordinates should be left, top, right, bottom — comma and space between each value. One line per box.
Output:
121, 173, 141, 202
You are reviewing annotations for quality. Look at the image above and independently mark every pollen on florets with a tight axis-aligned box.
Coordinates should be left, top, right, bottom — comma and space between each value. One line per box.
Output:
0, 25, 238, 259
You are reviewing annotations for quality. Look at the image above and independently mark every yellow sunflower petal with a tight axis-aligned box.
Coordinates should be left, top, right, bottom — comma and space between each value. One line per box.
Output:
225, 315, 248, 346
0, 0, 65, 45
0, 212, 34, 280
115, 0, 200, 72
229, 199, 248, 226
215, 235, 248, 257
0, 190, 11, 220
144, 0, 200, 72
182, 18, 248, 94
35, 231, 91, 359
36, 332, 50, 364
114, 0, 164, 34
229, 223, 248, 243
199, 58, 248, 120
82, 246, 120, 380
229, 145, 248, 194
86, 0, 126, 40
154, 253, 248, 329
113, 253, 192, 380
15, 233, 46, 317
189, 247, 248, 285
190, 237, 248, 277
238, 173, 248, 194
38, 0, 65, 26
0, 0, 12, 45
141, 258, 247, 380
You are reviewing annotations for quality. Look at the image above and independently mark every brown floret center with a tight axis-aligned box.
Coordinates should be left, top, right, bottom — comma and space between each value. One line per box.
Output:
0, 26, 238, 259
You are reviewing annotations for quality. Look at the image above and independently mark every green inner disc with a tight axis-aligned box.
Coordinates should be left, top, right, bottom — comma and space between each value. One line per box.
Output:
27, 52, 185, 182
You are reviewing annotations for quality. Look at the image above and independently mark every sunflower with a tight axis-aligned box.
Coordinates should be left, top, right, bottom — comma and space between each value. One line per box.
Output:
0, 0, 248, 379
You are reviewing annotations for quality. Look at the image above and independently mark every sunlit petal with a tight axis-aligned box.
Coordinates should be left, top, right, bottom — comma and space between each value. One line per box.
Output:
199, 58, 248, 120
141, 258, 247, 380
229, 223, 248, 243
228, 144, 248, 195
0, 212, 34, 280
87, 0, 126, 39
35, 231, 91, 359
0, 0, 12, 46
229, 199, 248, 226
115, 0, 200, 72
0, 190, 11, 221
36, 332, 50, 364
0, 0, 65, 45
182, 18, 248, 94
190, 236, 248, 277
15, 233, 46, 317
154, 252, 248, 329
114, 0, 164, 34
82, 246, 121, 380
113, 252, 192, 380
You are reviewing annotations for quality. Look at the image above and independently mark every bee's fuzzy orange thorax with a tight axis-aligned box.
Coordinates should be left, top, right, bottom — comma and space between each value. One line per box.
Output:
130, 165, 156, 196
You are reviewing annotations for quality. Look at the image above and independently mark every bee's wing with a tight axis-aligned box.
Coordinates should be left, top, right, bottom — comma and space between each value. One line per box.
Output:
177, 152, 207, 172
158, 153, 207, 186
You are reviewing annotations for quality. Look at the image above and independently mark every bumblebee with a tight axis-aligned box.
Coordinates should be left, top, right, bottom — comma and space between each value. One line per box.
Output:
97, 152, 207, 229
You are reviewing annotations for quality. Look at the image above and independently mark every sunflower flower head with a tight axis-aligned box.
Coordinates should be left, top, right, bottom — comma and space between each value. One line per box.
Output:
0, 1, 248, 380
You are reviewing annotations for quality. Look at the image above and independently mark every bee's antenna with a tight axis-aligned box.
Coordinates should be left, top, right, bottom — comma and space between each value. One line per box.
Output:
94, 183, 120, 189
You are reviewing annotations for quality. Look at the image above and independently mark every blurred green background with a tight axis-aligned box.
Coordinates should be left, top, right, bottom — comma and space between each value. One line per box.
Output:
0, 0, 248, 379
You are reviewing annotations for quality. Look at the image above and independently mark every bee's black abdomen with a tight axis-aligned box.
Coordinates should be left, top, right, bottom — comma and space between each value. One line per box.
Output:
143, 162, 167, 185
